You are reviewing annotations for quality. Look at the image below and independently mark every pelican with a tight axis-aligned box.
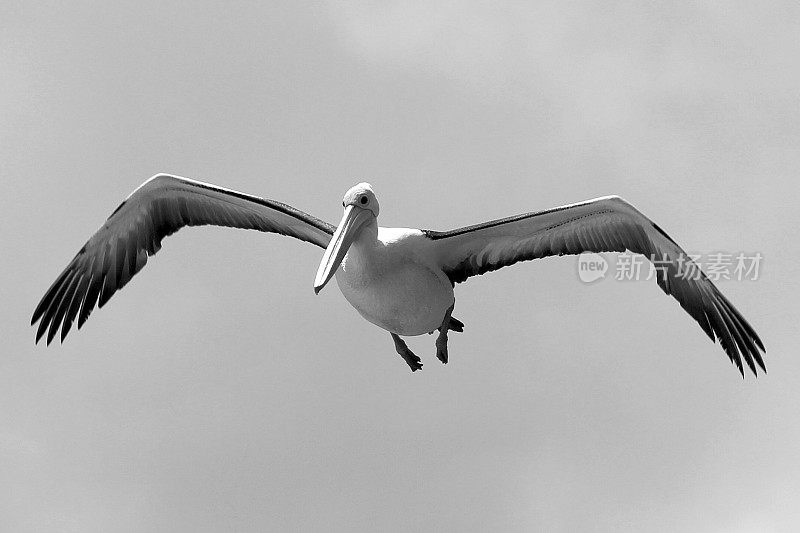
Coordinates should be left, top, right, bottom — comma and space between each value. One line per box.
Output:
32, 174, 766, 376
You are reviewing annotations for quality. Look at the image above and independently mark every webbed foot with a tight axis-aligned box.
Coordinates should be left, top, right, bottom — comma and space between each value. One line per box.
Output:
392, 333, 422, 372
435, 303, 455, 364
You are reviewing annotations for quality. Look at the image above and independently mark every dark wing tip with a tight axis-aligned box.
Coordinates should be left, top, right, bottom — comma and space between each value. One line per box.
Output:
705, 293, 766, 378
32, 246, 102, 344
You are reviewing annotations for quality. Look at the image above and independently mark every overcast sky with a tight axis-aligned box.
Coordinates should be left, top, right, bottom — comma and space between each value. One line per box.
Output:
2, 2, 799, 531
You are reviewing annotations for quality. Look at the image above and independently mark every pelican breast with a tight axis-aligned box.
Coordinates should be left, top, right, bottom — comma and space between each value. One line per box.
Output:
335, 228, 454, 336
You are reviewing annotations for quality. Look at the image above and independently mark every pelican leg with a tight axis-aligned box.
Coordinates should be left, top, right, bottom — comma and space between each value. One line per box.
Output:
391, 333, 423, 372
435, 303, 455, 364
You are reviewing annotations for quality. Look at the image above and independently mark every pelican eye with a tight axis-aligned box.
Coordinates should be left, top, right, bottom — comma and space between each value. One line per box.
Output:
360, 196, 368, 205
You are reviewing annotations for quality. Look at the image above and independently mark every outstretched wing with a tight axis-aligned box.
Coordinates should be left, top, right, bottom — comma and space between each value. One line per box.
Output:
423, 195, 765, 377
32, 174, 335, 344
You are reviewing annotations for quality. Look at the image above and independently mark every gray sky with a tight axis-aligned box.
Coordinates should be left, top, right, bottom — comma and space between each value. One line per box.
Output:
3, 2, 799, 531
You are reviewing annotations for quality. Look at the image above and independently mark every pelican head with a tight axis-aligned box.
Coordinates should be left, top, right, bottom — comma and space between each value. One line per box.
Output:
342, 182, 379, 216
314, 183, 378, 294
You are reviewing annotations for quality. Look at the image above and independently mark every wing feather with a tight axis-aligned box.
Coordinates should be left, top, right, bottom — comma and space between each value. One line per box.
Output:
32, 174, 335, 343
423, 196, 765, 377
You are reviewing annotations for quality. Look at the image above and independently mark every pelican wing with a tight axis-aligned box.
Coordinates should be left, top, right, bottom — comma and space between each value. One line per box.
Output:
32, 174, 335, 344
423, 195, 765, 377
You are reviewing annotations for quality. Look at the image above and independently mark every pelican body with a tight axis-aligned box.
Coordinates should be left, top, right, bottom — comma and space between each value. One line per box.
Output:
335, 228, 454, 336
32, 175, 766, 377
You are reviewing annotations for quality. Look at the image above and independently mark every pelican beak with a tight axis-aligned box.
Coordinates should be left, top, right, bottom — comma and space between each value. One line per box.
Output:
314, 205, 372, 294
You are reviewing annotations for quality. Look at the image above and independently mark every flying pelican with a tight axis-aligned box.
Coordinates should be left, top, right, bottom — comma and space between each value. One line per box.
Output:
32, 174, 766, 376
